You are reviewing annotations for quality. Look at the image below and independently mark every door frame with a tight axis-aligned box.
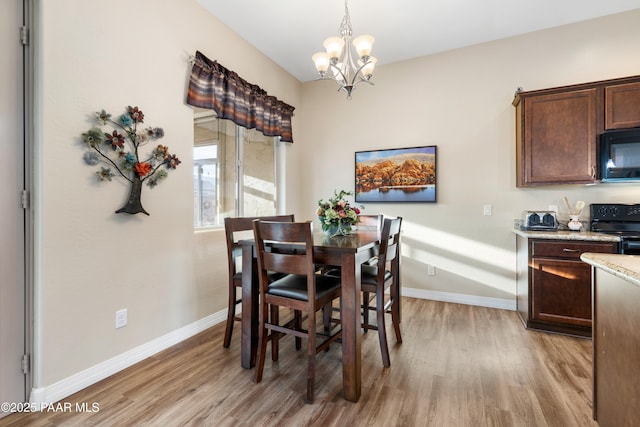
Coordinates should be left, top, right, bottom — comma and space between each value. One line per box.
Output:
22, 0, 34, 402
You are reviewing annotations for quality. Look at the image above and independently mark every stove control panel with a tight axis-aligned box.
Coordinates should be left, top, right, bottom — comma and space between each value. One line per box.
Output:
591, 204, 640, 222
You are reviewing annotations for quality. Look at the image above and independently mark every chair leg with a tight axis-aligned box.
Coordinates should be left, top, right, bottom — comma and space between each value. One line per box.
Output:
323, 303, 331, 334
362, 291, 370, 332
223, 286, 236, 348
377, 291, 391, 368
306, 310, 316, 403
271, 305, 279, 361
254, 303, 270, 384
390, 286, 402, 344
295, 310, 302, 350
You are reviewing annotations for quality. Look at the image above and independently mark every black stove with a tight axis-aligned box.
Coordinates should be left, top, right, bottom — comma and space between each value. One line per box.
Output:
591, 203, 640, 253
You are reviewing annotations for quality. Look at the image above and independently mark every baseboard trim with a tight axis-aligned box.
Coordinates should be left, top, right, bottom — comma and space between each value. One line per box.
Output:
29, 290, 513, 406
402, 287, 516, 311
29, 309, 227, 407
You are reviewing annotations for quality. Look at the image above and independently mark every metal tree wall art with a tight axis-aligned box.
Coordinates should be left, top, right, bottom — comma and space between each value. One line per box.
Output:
81, 106, 181, 215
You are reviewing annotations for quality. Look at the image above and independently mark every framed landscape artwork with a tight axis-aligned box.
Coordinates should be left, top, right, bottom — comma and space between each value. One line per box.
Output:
355, 145, 437, 203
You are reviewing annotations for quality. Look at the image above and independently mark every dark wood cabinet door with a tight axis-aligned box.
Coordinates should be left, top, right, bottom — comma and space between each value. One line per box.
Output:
605, 81, 640, 129
521, 88, 598, 186
531, 257, 592, 327
519, 239, 618, 337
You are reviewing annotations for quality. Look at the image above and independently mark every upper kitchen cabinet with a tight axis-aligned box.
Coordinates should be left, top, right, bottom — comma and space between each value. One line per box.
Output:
513, 75, 640, 187
515, 87, 599, 186
605, 81, 640, 130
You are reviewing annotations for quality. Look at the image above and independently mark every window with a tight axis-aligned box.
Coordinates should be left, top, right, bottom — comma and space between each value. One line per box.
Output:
194, 111, 278, 228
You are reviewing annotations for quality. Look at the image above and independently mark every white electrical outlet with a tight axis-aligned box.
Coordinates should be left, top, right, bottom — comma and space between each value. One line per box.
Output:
427, 264, 436, 276
483, 204, 492, 216
115, 309, 127, 329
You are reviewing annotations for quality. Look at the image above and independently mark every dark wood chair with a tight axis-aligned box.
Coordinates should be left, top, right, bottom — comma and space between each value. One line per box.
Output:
253, 220, 342, 403
322, 213, 386, 330
321, 214, 383, 277
222, 214, 295, 348
361, 217, 403, 367
357, 214, 383, 233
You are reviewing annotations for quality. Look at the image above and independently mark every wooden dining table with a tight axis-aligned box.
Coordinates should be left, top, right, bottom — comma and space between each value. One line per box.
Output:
239, 229, 381, 403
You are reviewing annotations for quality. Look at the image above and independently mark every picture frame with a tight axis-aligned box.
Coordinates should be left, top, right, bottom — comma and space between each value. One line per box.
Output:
355, 145, 437, 203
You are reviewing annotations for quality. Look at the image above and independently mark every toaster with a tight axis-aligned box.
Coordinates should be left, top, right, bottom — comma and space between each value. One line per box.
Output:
522, 211, 558, 231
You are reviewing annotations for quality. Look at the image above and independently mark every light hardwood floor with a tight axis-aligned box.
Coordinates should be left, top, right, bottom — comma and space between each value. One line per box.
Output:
1, 298, 597, 426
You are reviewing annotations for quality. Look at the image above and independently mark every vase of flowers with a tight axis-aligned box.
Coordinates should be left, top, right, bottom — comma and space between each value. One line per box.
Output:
316, 190, 362, 237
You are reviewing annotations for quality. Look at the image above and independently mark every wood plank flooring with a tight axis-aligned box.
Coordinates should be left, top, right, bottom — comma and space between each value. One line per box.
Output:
0, 298, 596, 426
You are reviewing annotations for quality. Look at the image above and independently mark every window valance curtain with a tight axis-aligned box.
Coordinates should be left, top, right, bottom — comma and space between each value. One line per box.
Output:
187, 51, 295, 143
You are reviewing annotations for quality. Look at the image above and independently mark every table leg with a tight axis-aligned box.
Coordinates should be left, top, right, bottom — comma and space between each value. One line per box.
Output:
241, 243, 258, 369
340, 252, 362, 402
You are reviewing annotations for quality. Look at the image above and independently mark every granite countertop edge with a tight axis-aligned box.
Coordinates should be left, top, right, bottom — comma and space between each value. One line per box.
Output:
512, 226, 621, 242
580, 253, 640, 288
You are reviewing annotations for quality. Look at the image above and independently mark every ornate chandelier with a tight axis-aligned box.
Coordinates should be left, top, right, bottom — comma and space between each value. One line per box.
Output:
311, 0, 376, 99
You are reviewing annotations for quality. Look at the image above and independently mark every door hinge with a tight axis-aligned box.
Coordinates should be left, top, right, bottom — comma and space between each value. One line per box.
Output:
21, 354, 30, 375
21, 190, 29, 209
20, 26, 29, 46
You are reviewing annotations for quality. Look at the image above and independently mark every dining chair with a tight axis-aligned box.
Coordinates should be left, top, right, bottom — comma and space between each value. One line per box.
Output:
357, 214, 384, 233
360, 216, 403, 367
253, 220, 342, 403
222, 214, 295, 348
321, 214, 383, 278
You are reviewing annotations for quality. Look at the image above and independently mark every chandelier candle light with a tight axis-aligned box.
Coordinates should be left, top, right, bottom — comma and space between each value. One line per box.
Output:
312, 0, 376, 99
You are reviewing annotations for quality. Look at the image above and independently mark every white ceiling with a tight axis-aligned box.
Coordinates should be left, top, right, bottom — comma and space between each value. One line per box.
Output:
197, 0, 640, 83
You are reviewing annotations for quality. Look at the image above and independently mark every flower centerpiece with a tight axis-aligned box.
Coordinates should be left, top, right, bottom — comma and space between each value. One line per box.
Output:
80, 106, 180, 216
316, 190, 362, 236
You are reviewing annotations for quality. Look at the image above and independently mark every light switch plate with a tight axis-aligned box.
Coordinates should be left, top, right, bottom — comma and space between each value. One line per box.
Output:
427, 264, 435, 276
115, 309, 127, 329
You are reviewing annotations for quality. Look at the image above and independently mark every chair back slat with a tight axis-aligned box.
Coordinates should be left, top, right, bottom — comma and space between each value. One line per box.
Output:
262, 252, 308, 275
225, 214, 295, 241
358, 214, 383, 232
253, 220, 316, 288
224, 214, 295, 268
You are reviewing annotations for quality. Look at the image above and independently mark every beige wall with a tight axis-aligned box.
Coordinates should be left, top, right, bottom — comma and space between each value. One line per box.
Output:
297, 10, 640, 300
34, 0, 300, 388
33, 0, 640, 395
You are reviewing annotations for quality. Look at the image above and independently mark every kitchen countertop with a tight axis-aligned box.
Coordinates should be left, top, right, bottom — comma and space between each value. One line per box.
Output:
581, 253, 640, 288
513, 225, 621, 242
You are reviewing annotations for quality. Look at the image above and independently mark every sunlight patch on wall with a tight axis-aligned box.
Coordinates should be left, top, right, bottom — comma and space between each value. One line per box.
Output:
400, 220, 515, 294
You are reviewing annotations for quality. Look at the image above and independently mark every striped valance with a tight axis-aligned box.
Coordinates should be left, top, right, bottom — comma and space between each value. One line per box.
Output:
187, 51, 295, 143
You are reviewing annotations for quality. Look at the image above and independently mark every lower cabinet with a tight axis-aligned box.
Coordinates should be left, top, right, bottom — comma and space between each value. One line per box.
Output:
516, 236, 618, 337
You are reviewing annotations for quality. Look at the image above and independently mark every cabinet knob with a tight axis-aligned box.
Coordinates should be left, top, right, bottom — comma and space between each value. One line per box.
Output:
563, 248, 581, 253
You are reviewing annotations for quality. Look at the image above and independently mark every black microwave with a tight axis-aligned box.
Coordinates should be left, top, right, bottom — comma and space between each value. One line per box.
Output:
600, 128, 640, 182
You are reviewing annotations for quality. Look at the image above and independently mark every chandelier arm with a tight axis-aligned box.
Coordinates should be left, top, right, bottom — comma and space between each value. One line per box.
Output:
325, 57, 374, 92
352, 59, 373, 81
328, 63, 350, 85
